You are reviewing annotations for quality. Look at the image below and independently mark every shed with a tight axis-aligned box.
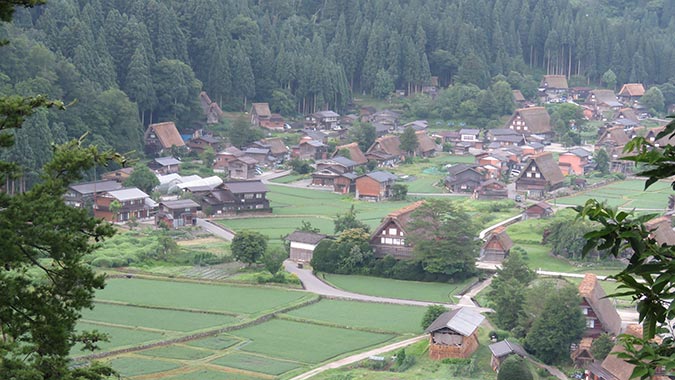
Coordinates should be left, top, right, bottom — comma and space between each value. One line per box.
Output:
425, 308, 485, 360
287, 231, 328, 262
489, 339, 527, 371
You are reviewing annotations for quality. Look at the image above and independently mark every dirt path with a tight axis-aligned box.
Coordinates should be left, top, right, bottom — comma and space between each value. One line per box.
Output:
288, 335, 428, 380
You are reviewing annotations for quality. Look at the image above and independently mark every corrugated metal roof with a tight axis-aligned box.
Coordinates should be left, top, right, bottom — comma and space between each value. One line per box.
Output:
425, 308, 485, 336
108, 188, 149, 201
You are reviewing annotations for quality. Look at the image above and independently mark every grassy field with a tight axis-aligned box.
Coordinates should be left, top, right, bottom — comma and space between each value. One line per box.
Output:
322, 274, 476, 303
109, 357, 182, 377
231, 319, 396, 364
283, 299, 426, 333
159, 369, 266, 380
185, 335, 240, 350
556, 179, 671, 210
72, 322, 170, 355
210, 352, 304, 375
138, 345, 215, 360
82, 303, 238, 332
96, 278, 309, 315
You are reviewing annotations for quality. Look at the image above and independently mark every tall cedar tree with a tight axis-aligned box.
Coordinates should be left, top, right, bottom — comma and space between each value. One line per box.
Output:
399, 126, 419, 157
487, 252, 536, 330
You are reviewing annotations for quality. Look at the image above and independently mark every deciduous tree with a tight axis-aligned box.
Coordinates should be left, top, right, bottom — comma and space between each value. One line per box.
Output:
124, 163, 159, 194
231, 230, 267, 265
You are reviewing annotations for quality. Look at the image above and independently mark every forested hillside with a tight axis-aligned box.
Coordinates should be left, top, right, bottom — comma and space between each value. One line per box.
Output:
2, 0, 675, 183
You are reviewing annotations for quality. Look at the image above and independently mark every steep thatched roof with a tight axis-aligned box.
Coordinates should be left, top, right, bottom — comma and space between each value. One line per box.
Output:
578, 273, 622, 335
512, 107, 552, 134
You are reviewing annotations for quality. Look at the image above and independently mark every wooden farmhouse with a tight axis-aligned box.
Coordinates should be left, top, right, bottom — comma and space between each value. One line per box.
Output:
488, 339, 527, 371
586, 89, 622, 117
523, 201, 553, 219
355, 171, 398, 201
333, 142, 368, 166
415, 131, 437, 157
198, 180, 270, 215
250, 103, 272, 128
256, 137, 289, 161
287, 231, 328, 262
101, 167, 134, 183
578, 273, 622, 337
474, 179, 508, 200
445, 164, 484, 193
425, 308, 485, 360
156, 199, 200, 228
366, 135, 403, 166
144, 122, 185, 155
228, 156, 258, 180
187, 135, 221, 154
199, 91, 224, 124
93, 187, 156, 223
540, 74, 569, 99
504, 107, 553, 139
595, 126, 636, 173
480, 227, 513, 263
645, 216, 675, 246
515, 152, 565, 197
214, 147, 244, 172
305, 110, 340, 130
571, 337, 595, 367
618, 83, 645, 103
311, 168, 356, 194
296, 138, 327, 160
586, 325, 668, 380
148, 156, 181, 175
65, 180, 123, 208
512, 90, 526, 106
369, 201, 425, 259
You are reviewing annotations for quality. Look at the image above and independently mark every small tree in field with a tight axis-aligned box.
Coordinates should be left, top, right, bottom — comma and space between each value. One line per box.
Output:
231, 230, 267, 265
421, 305, 447, 330
263, 247, 287, 276
497, 356, 533, 380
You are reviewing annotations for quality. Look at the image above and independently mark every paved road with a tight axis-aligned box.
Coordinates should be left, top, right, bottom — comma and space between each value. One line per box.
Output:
288, 335, 428, 380
283, 260, 492, 312
195, 218, 235, 241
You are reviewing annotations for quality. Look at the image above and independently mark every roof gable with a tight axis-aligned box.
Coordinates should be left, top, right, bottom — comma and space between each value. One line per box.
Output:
541, 75, 569, 89
517, 152, 564, 186
578, 273, 622, 335
334, 142, 368, 165
511, 107, 552, 134
251, 103, 271, 118
370, 201, 425, 241
619, 83, 645, 97
424, 308, 485, 336
147, 122, 185, 149
368, 135, 402, 156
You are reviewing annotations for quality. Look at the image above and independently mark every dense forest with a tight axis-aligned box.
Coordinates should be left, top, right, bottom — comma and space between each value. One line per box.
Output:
2, 0, 675, 183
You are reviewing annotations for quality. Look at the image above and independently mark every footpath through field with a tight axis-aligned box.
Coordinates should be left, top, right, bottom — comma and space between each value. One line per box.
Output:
283, 261, 492, 313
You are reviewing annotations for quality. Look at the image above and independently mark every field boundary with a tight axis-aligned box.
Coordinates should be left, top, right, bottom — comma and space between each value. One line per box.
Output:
92, 300, 240, 317
275, 313, 409, 336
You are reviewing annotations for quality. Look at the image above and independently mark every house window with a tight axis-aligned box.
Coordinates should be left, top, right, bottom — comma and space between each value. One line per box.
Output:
244, 193, 254, 199
586, 319, 595, 328
256, 193, 262, 198
384, 238, 393, 244
526, 172, 532, 178
388, 228, 397, 235
582, 307, 588, 315
184, 208, 191, 212
531, 166, 536, 171
535, 173, 540, 178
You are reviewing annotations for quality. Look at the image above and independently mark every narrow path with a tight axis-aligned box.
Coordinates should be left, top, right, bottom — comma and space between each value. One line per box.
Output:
478, 213, 523, 239
283, 261, 492, 312
195, 218, 234, 241
288, 335, 427, 380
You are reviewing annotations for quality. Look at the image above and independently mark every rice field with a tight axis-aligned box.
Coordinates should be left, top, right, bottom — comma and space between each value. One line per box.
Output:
556, 179, 672, 210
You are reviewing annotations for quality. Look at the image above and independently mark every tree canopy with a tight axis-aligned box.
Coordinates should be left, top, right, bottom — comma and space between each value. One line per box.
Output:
231, 230, 267, 265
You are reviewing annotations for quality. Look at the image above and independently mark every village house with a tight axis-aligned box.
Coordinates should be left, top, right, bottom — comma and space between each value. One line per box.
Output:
489, 339, 527, 371
296, 138, 328, 160
480, 227, 513, 263
595, 126, 636, 173
213, 147, 244, 172
355, 171, 398, 201
300, 129, 329, 144
198, 180, 270, 215
370, 110, 400, 129
558, 148, 593, 176
228, 156, 258, 180
305, 110, 340, 130
333, 142, 368, 166
571, 337, 595, 367
148, 156, 181, 175
431, 130, 461, 144
645, 124, 675, 148
539, 74, 569, 100
485, 128, 526, 147
65, 180, 123, 208
250, 103, 272, 128
519, 142, 545, 157
473, 179, 509, 200
93, 187, 156, 223
614, 108, 640, 124
515, 152, 565, 197
578, 273, 622, 337
445, 164, 484, 193
618, 83, 646, 104
585, 325, 668, 380
415, 131, 437, 157
155, 199, 200, 228
402, 120, 429, 132
287, 231, 328, 263
199, 91, 224, 125
243, 147, 270, 164
101, 167, 134, 183
523, 201, 553, 219
255, 137, 289, 161
144, 121, 186, 155
425, 308, 485, 360
316, 156, 357, 174
311, 168, 357, 193
186, 135, 221, 154
505, 107, 553, 139
512, 90, 526, 107
459, 128, 481, 147
369, 201, 424, 259
644, 216, 675, 246
366, 135, 403, 165
586, 89, 622, 117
